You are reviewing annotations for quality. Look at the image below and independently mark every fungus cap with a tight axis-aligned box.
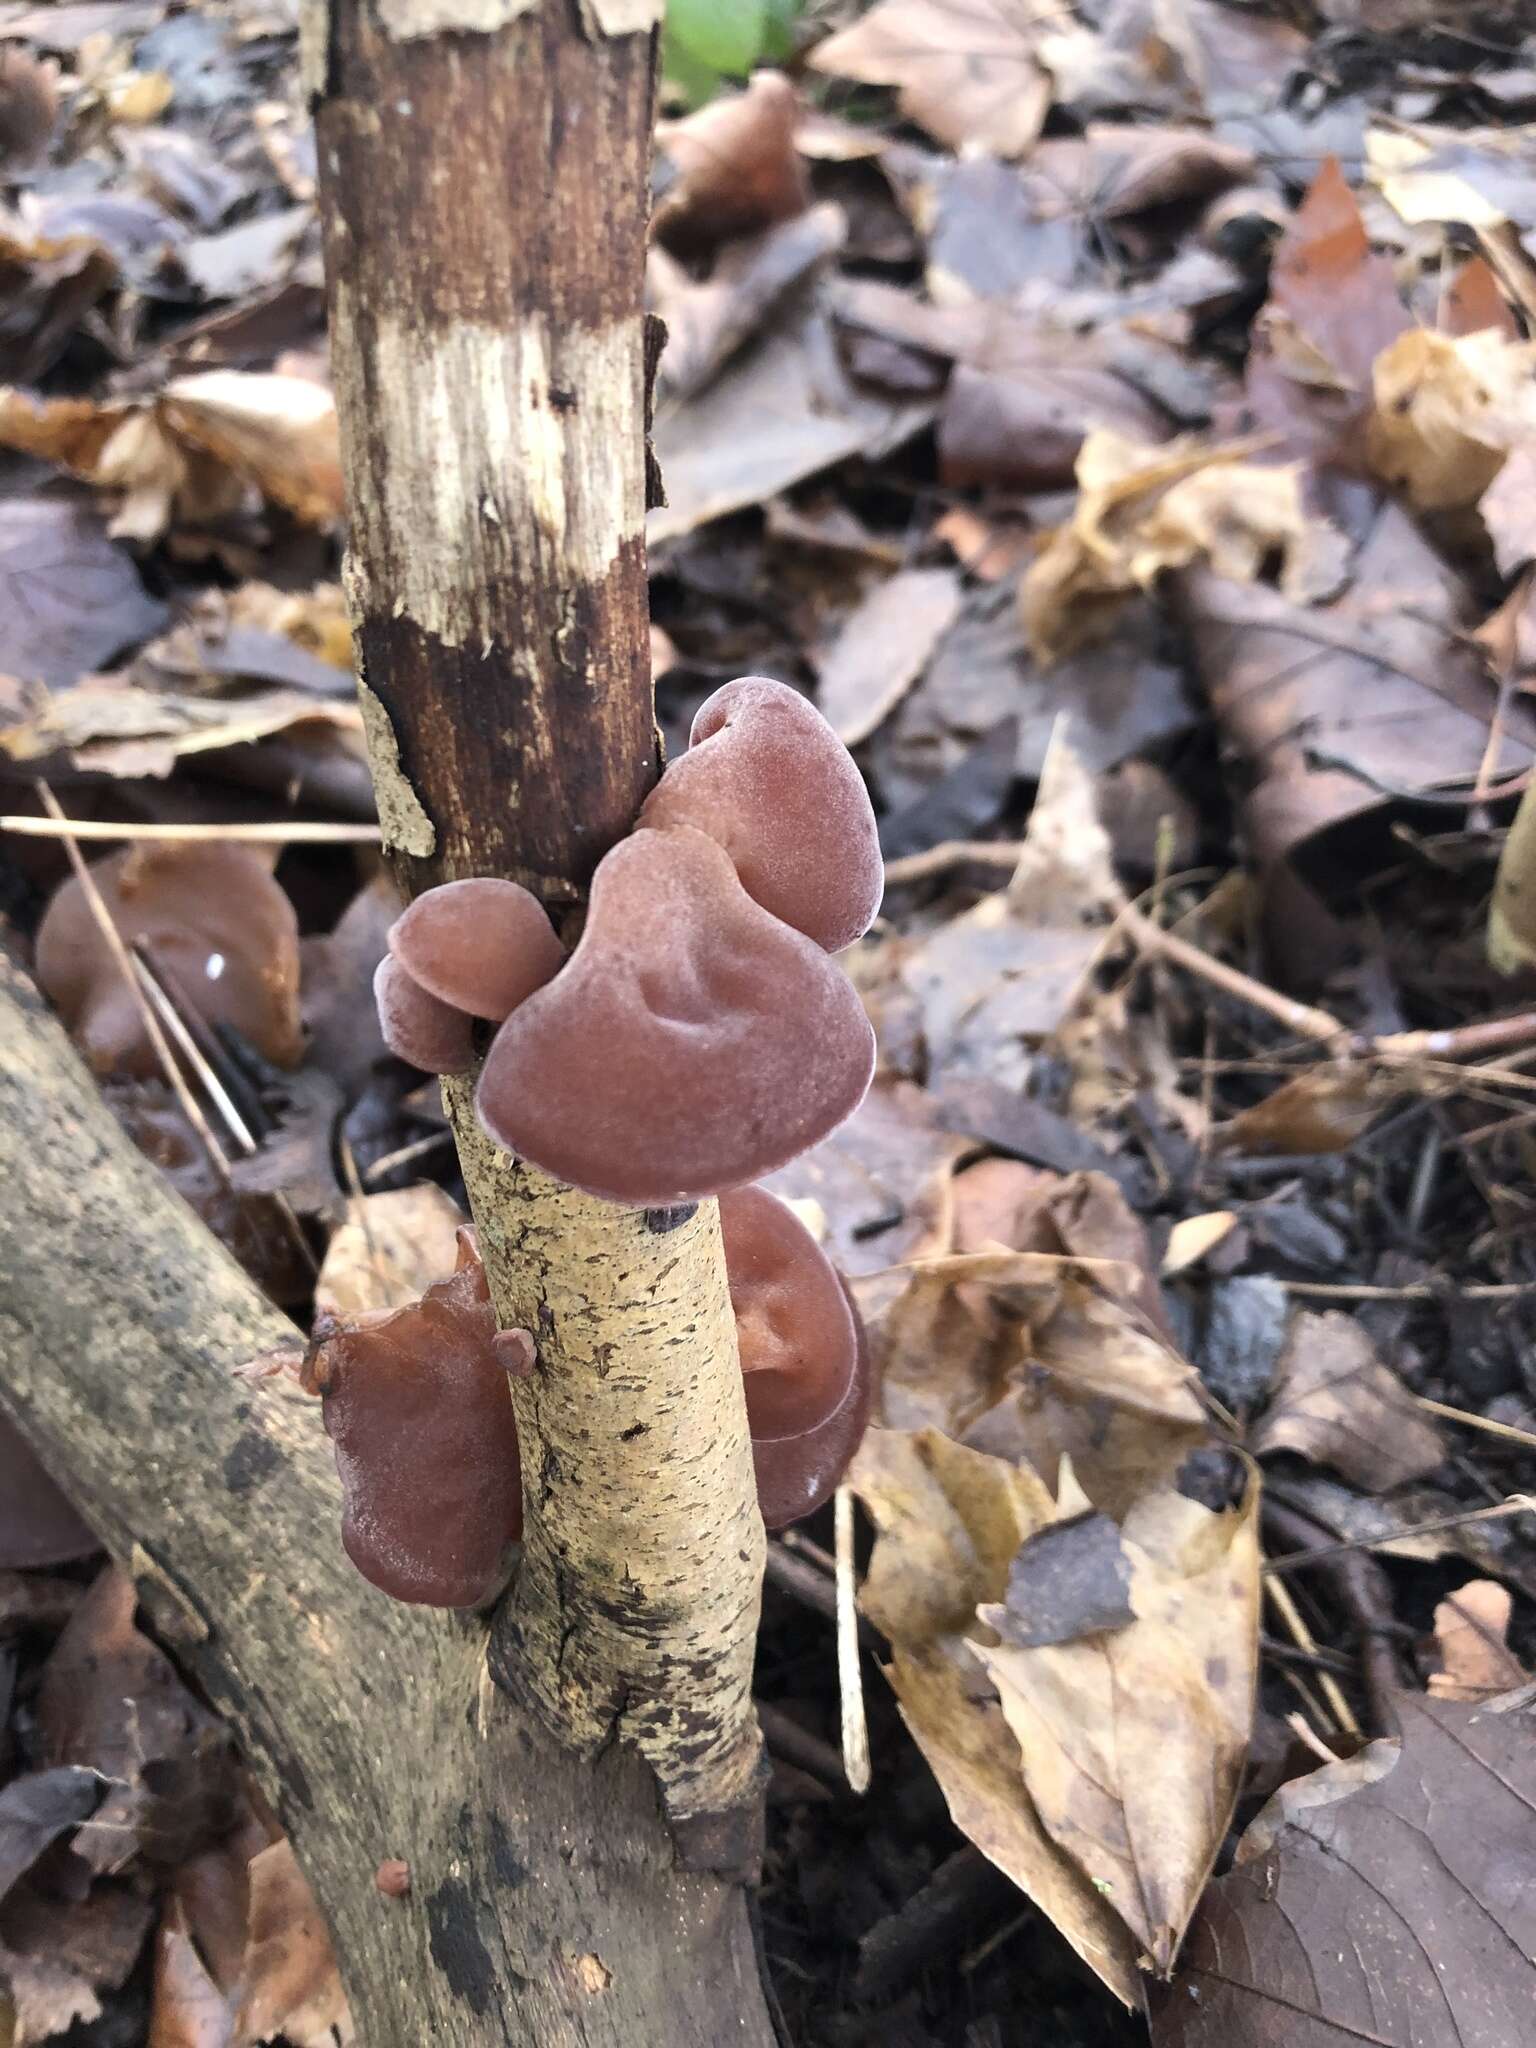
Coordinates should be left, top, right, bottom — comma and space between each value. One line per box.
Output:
476, 826, 875, 1206
374, 955, 474, 1075
638, 676, 882, 953
752, 1281, 874, 1530
388, 878, 564, 1023
719, 1186, 858, 1441
317, 1252, 522, 1608
35, 842, 302, 1078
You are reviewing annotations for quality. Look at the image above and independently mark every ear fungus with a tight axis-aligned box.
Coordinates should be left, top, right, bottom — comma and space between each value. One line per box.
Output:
35, 842, 303, 1078
719, 1186, 858, 1441
310, 1248, 522, 1608
637, 676, 883, 953
374, 956, 475, 1075
388, 878, 564, 1022
751, 1282, 874, 1531
476, 826, 875, 1207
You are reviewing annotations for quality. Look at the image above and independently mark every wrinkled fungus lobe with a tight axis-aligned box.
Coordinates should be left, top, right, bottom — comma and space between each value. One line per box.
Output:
477, 826, 875, 1206
638, 676, 883, 953
36, 842, 303, 1078
719, 1186, 858, 1441
388, 877, 564, 1022
373, 955, 474, 1075
314, 1247, 522, 1608
752, 1280, 875, 1532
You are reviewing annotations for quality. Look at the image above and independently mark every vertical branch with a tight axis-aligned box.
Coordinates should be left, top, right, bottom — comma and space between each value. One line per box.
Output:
311, 0, 766, 1840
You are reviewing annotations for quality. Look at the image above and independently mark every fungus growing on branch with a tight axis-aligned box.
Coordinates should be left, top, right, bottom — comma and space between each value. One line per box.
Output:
476, 826, 875, 1206
719, 1185, 858, 1441
307, 1243, 522, 1608
751, 1285, 875, 1531
373, 955, 474, 1074
638, 675, 883, 953
388, 877, 563, 1021
35, 842, 302, 1078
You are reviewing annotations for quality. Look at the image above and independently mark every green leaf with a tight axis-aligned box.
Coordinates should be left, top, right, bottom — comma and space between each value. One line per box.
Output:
665, 0, 769, 77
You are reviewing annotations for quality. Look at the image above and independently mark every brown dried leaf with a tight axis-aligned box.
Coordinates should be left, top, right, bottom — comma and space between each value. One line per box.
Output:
0, 1411, 97, 1568
977, 1474, 1261, 1975
850, 1425, 1141, 2005
654, 72, 808, 251
1022, 431, 1349, 665
148, 1900, 235, 2048
648, 298, 932, 544
814, 565, 962, 748
234, 1840, 353, 2048
1429, 1583, 1529, 1703
1151, 1688, 1536, 2047
0, 496, 166, 687
313, 1182, 465, 1319
36, 1568, 237, 1874
1368, 326, 1536, 513
1219, 1065, 1389, 1157
1253, 1309, 1446, 1493
809, 0, 1062, 159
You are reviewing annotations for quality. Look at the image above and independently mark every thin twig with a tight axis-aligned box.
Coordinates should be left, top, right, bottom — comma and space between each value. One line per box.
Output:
1263, 1570, 1360, 1736
1283, 1278, 1536, 1303
36, 782, 235, 1188
835, 1484, 870, 1796
882, 840, 1023, 887
2, 815, 382, 845
1415, 1398, 1536, 1452
1118, 902, 1346, 1043
1263, 1496, 1536, 1573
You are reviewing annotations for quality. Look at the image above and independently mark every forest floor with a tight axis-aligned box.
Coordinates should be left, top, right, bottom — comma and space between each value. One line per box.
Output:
2, 2, 1536, 2044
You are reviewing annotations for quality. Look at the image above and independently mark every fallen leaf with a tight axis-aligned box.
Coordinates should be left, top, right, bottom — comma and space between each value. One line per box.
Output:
0, 496, 167, 687
654, 71, 808, 251
1368, 325, 1536, 513
1253, 1310, 1446, 1493
809, 0, 1063, 158
0, 1881, 154, 2046
1162, 1211, 1238, 1276
977, 1473, 1261, 1975
1481, 440, 1536, 576
651, 203, 845, 404
0, 218, 118, 382
0, 676, 363, 780
851, 1425, 1142, 2005
148, 1899, 236, 2048
897, 733, 1121, 1089
1429, 1582, 1529, 1702
313, 1182, 465, 1319
1021, 430, 1349, 665
814, 566, 962, 747
0, 1410, 97, 1568
648, 295, 933, 544
0, 46, 56, 168
1219, 1065, 1390, 1157
1489, 764, 1536, 974
1151, 1687, 1536, 2047
36, 1567, 238, 1874
235, 1840, 353, 2048
0, 1770, 102, 1909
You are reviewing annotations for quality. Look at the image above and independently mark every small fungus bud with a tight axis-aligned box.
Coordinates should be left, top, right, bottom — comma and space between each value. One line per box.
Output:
388, 877, 564, 1023
373, 956, 474, 1075
375, 1858, 411, 1898
719, 1186, 858, 1442
315, 1250, 521, 1608
35, 842, 302, 1079
493, 1326, 537, 1378
476, 826, 875, 1206
751, 1281, 875, 1531
638, 676, 882, 953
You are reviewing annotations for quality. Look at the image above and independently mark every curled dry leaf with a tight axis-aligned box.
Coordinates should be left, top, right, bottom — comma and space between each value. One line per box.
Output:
809, 0, 1065, 158
1253, 1309, 1446, 1493
1021, 430, 1350, 666
1429, 1582, 1529, 1702
0, 370, 341, 539
1218, 1064, 1391, 1158
1151, 1688, 1536, 2048
235, 1840, 354, 2048
1367, 325, 1536, 513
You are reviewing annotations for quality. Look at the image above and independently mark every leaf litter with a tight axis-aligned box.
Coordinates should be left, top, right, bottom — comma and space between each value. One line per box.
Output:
4, 5, 1536, 2046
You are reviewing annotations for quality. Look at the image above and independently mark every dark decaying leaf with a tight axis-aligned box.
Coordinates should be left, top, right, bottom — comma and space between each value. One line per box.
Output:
1151, 1687, 1536, 2048
36, 1568, 238, 1875
1252, 1309, 1447, 1493
0, 1411, 98, 1569
0, 1768, 102, 1908
815, 565, 962, 748
993, 1511, 1137, 1647
0, 497, 167, 688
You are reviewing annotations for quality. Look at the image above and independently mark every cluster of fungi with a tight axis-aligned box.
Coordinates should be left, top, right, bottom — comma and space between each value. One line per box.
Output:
325, 677, 883, 1607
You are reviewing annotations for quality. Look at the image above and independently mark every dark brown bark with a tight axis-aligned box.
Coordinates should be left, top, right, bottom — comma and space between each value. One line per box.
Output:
0, 955, 774, 2047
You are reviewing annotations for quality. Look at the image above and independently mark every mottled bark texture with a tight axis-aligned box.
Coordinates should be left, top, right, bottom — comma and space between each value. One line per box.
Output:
0, 960, 774, 2047
311, 0, 773, 2036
